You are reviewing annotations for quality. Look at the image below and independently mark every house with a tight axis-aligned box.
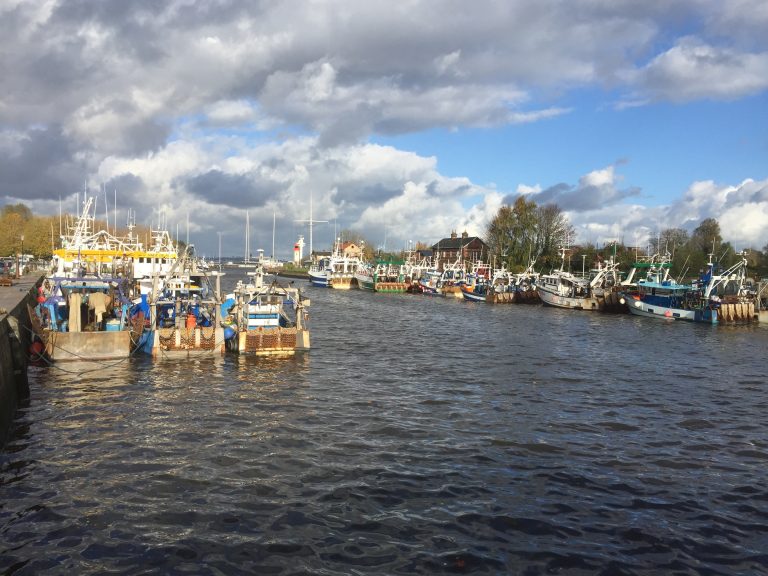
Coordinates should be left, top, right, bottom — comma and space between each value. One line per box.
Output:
310, 241, 363, 264
340, 242, 363, 259
432, 231, 488, 269
311, 250, 332, 265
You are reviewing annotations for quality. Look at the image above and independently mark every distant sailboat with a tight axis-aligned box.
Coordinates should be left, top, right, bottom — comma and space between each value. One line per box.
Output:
238, 210, 254, 268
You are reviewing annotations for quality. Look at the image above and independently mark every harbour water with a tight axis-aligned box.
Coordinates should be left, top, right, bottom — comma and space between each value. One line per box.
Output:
2, 272, 768, 574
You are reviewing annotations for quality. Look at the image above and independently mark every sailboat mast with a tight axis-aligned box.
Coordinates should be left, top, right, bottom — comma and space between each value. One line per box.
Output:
103, 184, 109, 234
272, 211, 276, 260
245, 210, 250, 262
309, 191, 313, 258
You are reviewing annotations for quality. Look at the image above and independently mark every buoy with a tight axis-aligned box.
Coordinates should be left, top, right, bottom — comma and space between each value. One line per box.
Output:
29, 340, 44, 357
185, 314, 196, 329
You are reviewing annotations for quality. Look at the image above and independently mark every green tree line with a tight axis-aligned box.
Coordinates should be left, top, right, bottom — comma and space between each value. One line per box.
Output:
485, 197, 768, 280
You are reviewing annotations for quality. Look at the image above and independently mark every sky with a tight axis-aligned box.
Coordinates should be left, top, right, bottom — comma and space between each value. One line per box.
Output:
1, 0, 767, 260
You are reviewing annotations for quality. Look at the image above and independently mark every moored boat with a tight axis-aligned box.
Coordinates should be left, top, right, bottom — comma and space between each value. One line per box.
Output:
225, 267, 311, 355
538, 248, 622, 311
133, 251, 227, 357
29, 197, 137, 361
308, 256, 332, 287
460, 281, 489, 302
625, 253, 755, 323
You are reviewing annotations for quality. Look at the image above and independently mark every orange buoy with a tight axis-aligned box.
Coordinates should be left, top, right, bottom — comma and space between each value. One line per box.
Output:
29, 340, 45, 357
186, 314, 196, 328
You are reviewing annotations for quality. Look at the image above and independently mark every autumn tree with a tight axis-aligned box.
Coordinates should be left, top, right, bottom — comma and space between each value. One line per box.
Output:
0, 212, 25, 257
485, 196, 538, 272
485, 204, 515, 265
535, 203, 574, 271
485, 197, 574, 272
2, 203, 33, 222
649, 228, 689, 258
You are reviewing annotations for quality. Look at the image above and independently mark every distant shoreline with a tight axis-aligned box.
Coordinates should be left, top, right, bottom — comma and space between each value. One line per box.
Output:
273, 269, 308, 279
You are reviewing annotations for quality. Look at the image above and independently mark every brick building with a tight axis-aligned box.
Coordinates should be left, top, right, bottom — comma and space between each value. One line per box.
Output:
431, 231, 488, 269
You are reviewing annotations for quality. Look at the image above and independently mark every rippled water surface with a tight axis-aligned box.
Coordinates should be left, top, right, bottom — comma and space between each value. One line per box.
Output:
2, 275, 768, 575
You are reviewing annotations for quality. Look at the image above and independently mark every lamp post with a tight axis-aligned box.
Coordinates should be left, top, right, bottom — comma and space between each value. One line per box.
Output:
217, 232, 223, 270
17, 234, 24, 278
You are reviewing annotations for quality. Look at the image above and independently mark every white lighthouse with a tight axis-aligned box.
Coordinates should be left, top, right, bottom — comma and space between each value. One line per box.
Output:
293, 235, 305, 265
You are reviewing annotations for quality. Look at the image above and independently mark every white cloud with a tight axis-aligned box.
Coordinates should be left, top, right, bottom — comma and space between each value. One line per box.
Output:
1, 1, 766, 256
671, 178, 768, 248
564, 177, 768, 250
205, 100, 260, 124
630, 37, 768, 102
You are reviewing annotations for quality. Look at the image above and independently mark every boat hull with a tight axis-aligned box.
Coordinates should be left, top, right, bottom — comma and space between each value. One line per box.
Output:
236, 326, 310, 355
308, 270, 330, 287
43, 330, 132, 361
142, 326, 227, 355
355, 274, 375, 291
539, 289, 600, 310
329, 275, 356, 289
626, 298, 707, 322
460, 285, 486, 302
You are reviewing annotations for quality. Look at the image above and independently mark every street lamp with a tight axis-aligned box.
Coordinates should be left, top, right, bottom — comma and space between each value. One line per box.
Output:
17, 234, 24, 278
217, 232, 223, 270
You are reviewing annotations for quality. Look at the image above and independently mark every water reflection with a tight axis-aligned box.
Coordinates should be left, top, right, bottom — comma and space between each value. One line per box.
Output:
2, 280, 768, 575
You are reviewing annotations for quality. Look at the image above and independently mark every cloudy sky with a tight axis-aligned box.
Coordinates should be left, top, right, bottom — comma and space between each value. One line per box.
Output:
1, 0, 766, 259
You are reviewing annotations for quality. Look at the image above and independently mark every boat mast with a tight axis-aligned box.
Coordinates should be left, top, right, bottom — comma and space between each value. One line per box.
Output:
272, 211, 276, 261
245, 210, 250, 262
295, 190, 327, 262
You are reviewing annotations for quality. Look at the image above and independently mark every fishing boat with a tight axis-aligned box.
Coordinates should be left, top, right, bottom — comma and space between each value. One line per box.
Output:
459, 262, 492, 302
538, 248, 621, 311
417, 268, 444, 295
309, 238, 362, 289
355, 258, 409, 292
485, 262, 540, 304
460, 280, 489, 302
224, 266, 311, 355
625, 252, 755, 323
132, 249, 227, 357
29, 197, 137, 361
354, 262, 376, 291
435, 257, 469, 297
308, 256, 332, 287
328, 253, 362, 290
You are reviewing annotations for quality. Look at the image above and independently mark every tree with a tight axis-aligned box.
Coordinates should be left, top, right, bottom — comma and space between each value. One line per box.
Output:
22, 216, 59, 258
650, 228, 689, 258
0, 213, 24, 257
1, 203, 32, 222
509, 196, 538, 270
485, 198, 573, 272
485, 205, 515, 266
535, 203, 574, 271
680, 218, 723, 279
690, 218, 722, 256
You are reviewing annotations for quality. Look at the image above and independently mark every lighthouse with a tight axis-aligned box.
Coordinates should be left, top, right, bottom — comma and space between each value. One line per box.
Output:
293, 235, 305, 265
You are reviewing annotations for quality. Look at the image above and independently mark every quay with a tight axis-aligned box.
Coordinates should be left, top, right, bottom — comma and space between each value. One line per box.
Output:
0, 272, 40, 446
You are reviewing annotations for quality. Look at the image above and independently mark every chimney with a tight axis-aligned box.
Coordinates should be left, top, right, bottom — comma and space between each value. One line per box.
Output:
461, 230, 468, 239
450, 231, 457, 239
